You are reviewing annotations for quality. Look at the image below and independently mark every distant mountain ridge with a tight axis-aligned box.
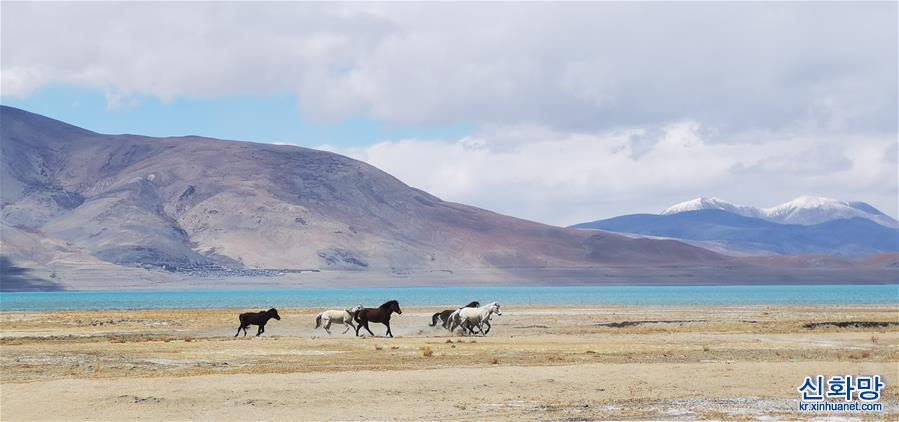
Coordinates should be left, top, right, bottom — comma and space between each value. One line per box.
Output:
1, 106, 895, 289
661, 196, 897, 228
571, 210, 899, 258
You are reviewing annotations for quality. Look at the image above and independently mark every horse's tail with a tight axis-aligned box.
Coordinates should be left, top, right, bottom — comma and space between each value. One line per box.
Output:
428, 312, 442, 327
314, 313, 322, 329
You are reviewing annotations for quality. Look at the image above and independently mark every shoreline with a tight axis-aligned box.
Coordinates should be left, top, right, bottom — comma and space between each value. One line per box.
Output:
7, 279, 899, 293
5, 304, 898, 313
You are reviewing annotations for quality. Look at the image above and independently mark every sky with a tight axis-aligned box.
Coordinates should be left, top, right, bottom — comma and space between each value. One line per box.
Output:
1, 2, 896, 226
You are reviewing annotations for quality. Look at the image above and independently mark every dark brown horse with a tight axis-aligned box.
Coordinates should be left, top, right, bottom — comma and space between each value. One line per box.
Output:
430, 301, 480, 328
235, 308, 281, 337
354, 300, 402, 337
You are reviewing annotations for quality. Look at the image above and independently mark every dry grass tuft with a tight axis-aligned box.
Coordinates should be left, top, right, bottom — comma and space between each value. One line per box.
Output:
702, 345, 711, 352
490, 357, 498, 364
374, 344, 383, 351
420, 345, 433, 357
871, 335, 880, 344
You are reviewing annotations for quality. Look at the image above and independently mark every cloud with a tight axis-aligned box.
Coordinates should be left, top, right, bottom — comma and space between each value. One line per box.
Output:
321, 124, 897, 225
2, 2, 895, 224
2, 2, 895, 134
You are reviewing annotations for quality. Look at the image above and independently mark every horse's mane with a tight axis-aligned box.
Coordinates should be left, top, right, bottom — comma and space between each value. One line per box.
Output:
379, 300, 398, 309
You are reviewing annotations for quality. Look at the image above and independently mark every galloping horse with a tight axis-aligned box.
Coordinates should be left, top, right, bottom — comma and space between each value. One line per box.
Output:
354, 300, 403, 338
430, 301, 480, 328
447, 302, 501, 336
315, 304, 364, 335
235, 308, 281, 337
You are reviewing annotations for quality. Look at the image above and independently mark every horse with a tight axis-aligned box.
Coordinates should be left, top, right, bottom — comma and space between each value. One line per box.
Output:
354, 300, 402, 337
235, 308, 281, 337
315, 304, 364, 335
447, 302, 501, 336
430, 301, 480, 328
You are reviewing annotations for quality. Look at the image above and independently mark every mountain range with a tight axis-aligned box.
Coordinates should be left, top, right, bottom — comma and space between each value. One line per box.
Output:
572, 197, 899, 258
661, 196, 898, 227
1, 106, 896, 290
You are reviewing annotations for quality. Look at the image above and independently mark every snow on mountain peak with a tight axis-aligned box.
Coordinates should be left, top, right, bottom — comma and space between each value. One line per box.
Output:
775, 196, 841, 210
661, 197, 736, 215
660, 196, 897, 227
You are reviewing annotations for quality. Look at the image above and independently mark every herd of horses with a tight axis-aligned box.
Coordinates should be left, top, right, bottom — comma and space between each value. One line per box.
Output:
235, 300, 502, 338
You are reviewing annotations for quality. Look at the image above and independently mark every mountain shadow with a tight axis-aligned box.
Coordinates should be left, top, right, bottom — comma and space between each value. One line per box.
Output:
0, 256, 63, 291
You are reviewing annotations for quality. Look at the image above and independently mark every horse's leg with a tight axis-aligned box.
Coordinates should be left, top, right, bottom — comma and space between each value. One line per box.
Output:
324, 319, 332, 335
355, 319, 363, 336
362, 321, 375, 337
257, 324, 264, 337
472, 320, 484, 335
460, 319, 471, 335
482, 320, 491, 335
385, 321, 393, 338
447, 314, 459, 333
342, 320, 352, 334
235, 325, 242, 337
242, 326, 248, 336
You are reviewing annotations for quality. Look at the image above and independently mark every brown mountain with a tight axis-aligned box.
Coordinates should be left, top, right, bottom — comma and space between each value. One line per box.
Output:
0, 106, 894, 290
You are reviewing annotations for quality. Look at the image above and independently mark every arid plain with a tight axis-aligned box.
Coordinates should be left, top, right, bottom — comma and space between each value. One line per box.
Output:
2, 305, 897, 420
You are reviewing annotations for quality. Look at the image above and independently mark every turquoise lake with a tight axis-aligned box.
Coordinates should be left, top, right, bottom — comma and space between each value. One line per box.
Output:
1, 285, 897, 311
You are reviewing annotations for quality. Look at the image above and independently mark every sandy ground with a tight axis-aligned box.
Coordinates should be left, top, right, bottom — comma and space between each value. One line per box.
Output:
1, 305, 898, 420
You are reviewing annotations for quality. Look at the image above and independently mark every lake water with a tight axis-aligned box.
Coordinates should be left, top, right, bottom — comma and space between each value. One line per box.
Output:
1, 285, 897, 311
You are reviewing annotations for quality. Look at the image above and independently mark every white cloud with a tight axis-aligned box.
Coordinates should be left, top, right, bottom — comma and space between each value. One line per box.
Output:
321, 125, 897, 226
2, 2, 895, 133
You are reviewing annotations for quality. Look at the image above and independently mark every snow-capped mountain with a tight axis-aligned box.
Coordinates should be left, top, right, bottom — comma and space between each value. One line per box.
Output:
661, 197, 763, 218
662, 196, 897, 227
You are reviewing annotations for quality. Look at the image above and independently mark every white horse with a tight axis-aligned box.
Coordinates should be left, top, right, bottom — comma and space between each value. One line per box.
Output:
314, 304, 364, 335
447, 302, 502, 336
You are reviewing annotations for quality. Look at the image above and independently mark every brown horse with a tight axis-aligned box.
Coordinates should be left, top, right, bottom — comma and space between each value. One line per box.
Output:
235, 308, 281, 337
430, 301, 480, 328
355, 300, 402, 337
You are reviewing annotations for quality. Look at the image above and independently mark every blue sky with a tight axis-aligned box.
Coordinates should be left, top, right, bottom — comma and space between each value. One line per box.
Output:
0, 85, 472, 148
1, 2, 895, 224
